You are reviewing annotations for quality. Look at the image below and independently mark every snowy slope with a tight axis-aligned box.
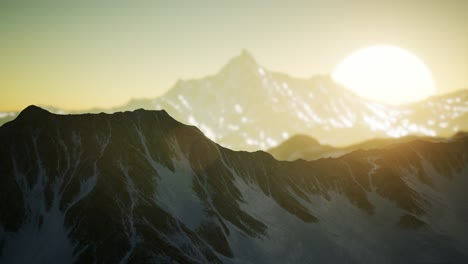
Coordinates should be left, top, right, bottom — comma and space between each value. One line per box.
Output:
1, 106, 468, 263
1, 51, 467, 151
144, 51, 468, 150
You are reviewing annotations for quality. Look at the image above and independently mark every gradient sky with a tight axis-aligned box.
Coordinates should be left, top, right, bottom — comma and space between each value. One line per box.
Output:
1, 0, 467, 111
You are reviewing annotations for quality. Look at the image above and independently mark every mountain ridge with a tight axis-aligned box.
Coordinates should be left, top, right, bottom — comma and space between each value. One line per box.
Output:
1, 52, 467, 151
1, 106, 468, 263
268, 132, 459, 161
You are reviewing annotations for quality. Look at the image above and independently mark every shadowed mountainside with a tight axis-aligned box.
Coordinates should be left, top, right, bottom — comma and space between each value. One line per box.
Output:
1, 106, 468, 263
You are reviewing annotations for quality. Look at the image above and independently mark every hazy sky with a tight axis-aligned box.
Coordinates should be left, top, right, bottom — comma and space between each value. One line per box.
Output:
1, 0, 467, 111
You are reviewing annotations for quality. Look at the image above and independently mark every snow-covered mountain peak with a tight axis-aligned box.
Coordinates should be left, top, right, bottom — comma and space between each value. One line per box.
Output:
226, 49, 257, 68
218, 50, 264, 79
144, 53, 468, 151
1, 54, 467, 152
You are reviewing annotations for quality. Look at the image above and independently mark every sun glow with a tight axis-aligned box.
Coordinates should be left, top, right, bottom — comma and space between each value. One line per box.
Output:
332, 45, 436, 105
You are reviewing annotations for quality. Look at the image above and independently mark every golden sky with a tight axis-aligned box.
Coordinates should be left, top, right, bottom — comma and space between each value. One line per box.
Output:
1, 0, 467, 111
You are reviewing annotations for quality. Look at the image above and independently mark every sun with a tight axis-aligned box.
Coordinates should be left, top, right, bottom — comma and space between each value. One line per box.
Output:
332, 45, 436, 105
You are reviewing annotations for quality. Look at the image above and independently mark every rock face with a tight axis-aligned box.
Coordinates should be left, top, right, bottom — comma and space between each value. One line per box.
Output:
1, 106, 468, 263
1, 52, 467, 151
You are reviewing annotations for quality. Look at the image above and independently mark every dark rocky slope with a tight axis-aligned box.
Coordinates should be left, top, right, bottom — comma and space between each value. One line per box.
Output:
1, 106, 468, 263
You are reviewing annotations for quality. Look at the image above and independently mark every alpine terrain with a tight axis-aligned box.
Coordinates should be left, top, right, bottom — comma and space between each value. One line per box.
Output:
1, 51, 467, 151
148, 51, 468, 151
1, 106, 468, 263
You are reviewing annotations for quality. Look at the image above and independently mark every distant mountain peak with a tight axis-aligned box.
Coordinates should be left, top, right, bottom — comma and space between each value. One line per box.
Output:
221, 49, 259, 74
285, 134, 323, 146
239, 49, 255, 60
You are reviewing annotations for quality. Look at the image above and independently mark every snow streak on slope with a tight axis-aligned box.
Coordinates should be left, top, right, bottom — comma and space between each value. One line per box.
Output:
1, 107, 468, 263
1, 127, 110, 263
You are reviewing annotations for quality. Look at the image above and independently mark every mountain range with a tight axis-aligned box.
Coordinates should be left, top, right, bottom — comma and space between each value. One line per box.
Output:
1, 51, 467, 151
1, 106, 468, 263
268, 134, 449, 161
